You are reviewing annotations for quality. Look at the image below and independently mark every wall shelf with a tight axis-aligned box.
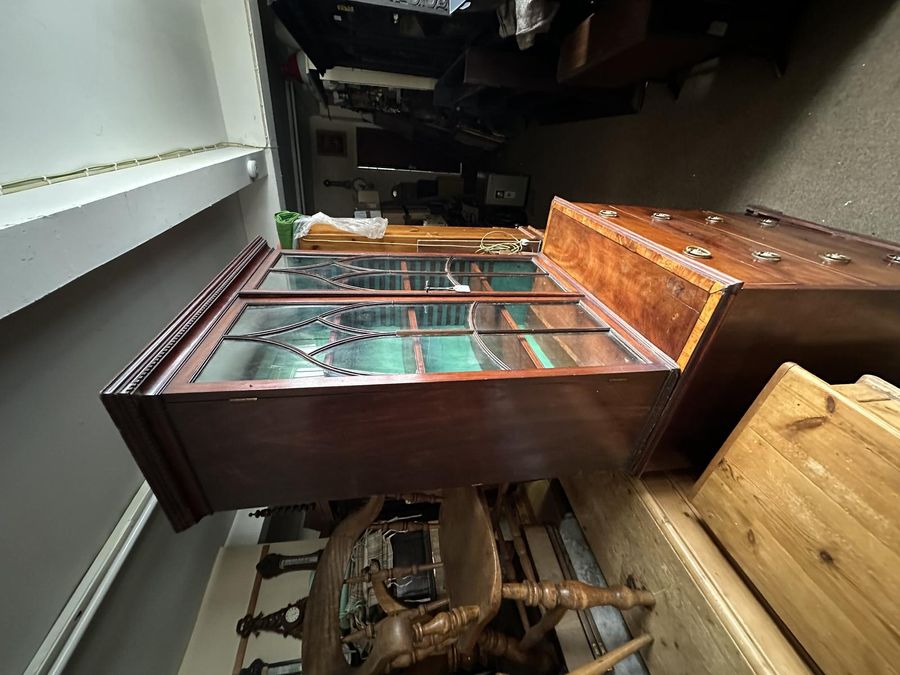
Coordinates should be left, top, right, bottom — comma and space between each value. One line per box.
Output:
0, 147, 266, 319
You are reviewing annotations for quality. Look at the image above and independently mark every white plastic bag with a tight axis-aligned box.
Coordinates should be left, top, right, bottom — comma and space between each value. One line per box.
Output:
294, 212, 388, 241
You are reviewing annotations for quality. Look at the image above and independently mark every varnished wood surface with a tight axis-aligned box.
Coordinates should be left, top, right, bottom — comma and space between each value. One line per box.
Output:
651, 287, 900, 469
557, 0, 649, 84
580, 203, 850, 287
297, 224, 542, 253
545, 199, 900, 470
692, 364, 900, 674
163, 368, 672, 518
438, 488, 501, 655
563, 471, 811, 675
543, 200, 735, 367
610, 203, 900, 287
719, 208, 900, 287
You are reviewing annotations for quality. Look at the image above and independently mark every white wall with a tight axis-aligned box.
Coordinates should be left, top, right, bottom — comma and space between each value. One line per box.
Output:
0, 198, 247, 675
309, 112, 441, 217
0, 1, 227, 185
0, 1, 289, 671
201, 0, 285, 241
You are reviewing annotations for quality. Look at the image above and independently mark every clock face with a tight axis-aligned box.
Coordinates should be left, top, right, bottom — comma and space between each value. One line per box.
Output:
284, 606, 301, 624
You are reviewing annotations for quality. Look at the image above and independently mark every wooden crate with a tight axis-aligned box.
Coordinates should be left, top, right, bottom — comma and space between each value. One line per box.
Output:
563, 471, 809, 674
692, 363, 900, 674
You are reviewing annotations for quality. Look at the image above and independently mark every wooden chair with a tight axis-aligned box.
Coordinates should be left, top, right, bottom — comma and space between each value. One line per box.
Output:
302, 489, 654, 673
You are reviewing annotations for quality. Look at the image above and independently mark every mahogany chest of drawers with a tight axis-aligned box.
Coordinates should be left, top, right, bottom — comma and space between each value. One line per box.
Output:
545, 200, 900, 469
103, 198, 900, 529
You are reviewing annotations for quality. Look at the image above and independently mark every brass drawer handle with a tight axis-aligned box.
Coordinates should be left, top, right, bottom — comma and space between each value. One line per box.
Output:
598, 209, 619, 217
819, 252, 852, 265
684, 245, 712, 259
651, 212, 672, 220
753, 250, 782, 262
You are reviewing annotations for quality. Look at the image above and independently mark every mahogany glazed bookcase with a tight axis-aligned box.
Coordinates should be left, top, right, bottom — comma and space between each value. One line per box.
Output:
103, 198, 900, 530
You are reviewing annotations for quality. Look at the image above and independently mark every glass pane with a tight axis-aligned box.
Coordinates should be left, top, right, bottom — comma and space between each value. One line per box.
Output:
275, 255, 341, 269
461, 274, 564, 293
447, 258, 541, 274
258, 271, 346, 291
230, 305, 339, 335
420, 335, 496, 373
337, 273, 404, 291
275, 324, 358, 348
412, 303, 471, 330
329, 304, 411, 332
522, 332, 645, 368
478, 335, 542, 370
317, 336, 419, 374
345, 256, 424, 272
474, 302, 607, 331
275, 257, 346, 277
339, 273, 463, 291
197, 340, 323, 382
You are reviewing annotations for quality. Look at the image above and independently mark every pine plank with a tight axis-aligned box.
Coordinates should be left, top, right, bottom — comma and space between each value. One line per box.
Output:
692, 365, 900, 674
563, 471, 809, 675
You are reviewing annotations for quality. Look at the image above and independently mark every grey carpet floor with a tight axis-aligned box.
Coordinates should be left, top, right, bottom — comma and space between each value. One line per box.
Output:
500, 0, 900, 243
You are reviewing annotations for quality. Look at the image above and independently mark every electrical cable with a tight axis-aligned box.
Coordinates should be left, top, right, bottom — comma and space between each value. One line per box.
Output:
0, 141, 264, 196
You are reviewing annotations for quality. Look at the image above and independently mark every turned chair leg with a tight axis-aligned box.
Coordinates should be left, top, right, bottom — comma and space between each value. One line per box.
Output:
568, 634, 654, 675
502, 579, 655, 611
503, 579, 654, 651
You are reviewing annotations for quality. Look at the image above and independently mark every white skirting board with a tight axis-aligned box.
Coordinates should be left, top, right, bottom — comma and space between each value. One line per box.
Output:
24, 483, 157, 675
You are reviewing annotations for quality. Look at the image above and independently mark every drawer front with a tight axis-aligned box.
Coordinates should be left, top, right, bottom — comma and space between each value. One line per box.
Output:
592, 204, 852, 287
700, 209, 900, 286
544, 199, 737, 367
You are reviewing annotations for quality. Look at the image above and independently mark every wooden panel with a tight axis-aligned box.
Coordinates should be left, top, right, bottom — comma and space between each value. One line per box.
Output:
543, 198, 737, 367
692, 364, 900, 675
703, 210, 900, 287
297, 224, 541, 253
588, 204, 848, 287
440, 488, 501, 654
649, 286, 900, 470
557, 0, 650, 83
163, 369, 672, 519
835, 374, 900, 428
563, 471, 810, 675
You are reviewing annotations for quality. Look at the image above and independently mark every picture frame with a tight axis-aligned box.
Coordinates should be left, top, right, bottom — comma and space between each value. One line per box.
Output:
316, 129, 347, 157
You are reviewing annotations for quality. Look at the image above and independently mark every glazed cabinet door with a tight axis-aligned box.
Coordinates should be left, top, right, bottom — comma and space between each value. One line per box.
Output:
103, 238, 677, 530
